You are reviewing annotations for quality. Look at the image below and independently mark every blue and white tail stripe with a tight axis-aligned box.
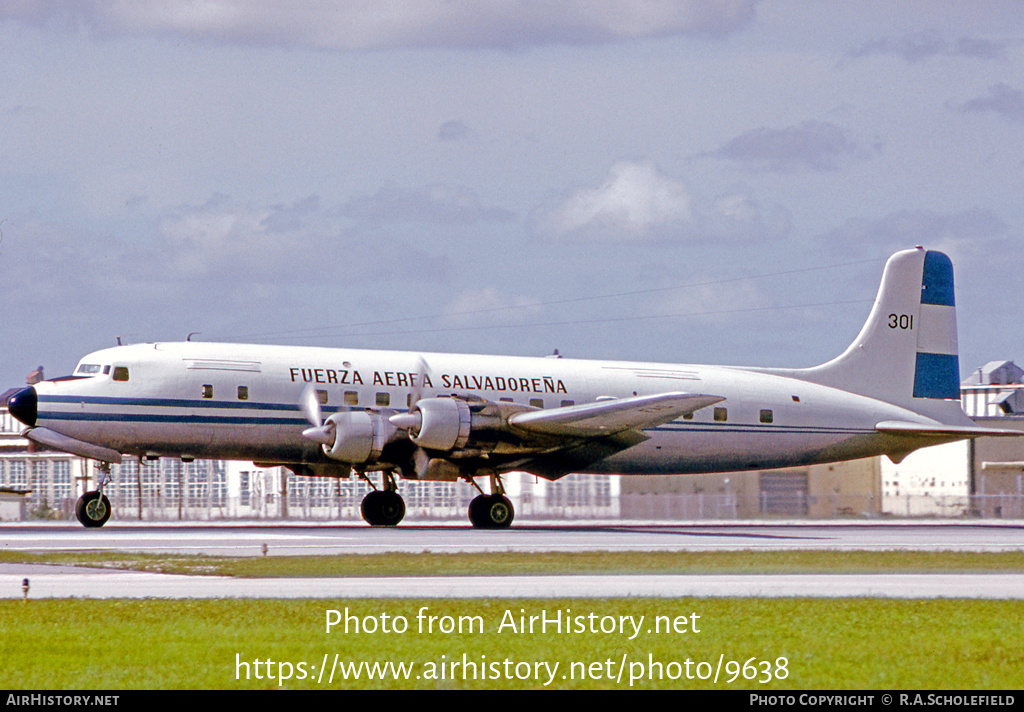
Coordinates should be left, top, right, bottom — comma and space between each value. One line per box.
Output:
913, 251, 960, 400
778, 246, 967, 416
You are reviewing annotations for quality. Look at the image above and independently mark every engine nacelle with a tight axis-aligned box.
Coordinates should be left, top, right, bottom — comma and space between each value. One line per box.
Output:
321, 411, 396, 464
411, 397, 472, 451
391, 396, 540, 455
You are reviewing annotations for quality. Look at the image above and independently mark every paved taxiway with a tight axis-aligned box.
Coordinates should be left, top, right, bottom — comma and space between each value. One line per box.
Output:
2, 521, 1022, 599
4, 519, 1024, 556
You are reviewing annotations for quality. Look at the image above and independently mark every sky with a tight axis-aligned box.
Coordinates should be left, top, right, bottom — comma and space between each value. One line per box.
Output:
2, 1, 1023, 389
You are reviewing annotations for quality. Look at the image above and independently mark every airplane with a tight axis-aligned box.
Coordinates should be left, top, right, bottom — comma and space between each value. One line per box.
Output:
6, 246, 1020, 529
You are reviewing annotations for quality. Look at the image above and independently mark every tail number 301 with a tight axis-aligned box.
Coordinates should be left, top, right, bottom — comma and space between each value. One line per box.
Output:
888, 313, 914, 330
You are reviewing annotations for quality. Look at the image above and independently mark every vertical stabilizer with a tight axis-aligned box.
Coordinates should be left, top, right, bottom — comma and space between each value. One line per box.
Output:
794, 247, 964, 419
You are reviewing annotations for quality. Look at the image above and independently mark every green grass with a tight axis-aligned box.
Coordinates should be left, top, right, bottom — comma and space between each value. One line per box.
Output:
2, 598, 1021, 689
3, 551, 1021, 689
2, 549, 1024, 577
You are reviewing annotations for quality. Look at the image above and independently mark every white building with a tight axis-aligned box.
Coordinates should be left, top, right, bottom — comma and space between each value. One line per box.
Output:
880, 360, 1024, 516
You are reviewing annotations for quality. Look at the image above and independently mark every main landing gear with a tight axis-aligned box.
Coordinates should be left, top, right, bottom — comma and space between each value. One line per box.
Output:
356, 471, 514, 529
359, 471, 406, 527
467, 474, 515, 530
75, 463, 112, 528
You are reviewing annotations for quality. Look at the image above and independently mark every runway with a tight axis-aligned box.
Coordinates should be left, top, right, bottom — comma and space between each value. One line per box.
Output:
3, 519, 1024, 556
2, 520, 1023, 599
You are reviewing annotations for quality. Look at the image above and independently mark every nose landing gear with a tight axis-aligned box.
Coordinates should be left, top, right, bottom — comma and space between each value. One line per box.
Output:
75, 463, 112, 528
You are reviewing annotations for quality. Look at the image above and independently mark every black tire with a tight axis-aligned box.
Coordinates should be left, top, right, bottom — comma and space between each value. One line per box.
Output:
468, 494, 488, 528
377, 490, 406, 526
469, 494, 514, 529
75, 491, 111, 528
360, 490, 405, 526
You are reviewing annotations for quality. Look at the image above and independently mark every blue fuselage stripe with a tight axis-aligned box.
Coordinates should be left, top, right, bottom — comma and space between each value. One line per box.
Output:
39, 395, 297, 411
37, 395, 306, 427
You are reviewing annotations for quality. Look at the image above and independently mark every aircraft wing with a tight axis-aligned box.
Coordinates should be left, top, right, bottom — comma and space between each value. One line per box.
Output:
875, 420, 1024, 439
508, 392, 724, 438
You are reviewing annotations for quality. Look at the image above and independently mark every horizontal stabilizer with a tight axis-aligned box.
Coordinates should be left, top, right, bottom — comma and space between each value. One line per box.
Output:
23, 427, 123, 463
875, 420, 1024, 439
509, 392, 724, 437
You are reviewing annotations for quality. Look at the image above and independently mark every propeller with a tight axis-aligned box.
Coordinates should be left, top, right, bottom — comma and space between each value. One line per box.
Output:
390, 356, 430, 433
300, 383, 335, 446
411, 356, 429, 404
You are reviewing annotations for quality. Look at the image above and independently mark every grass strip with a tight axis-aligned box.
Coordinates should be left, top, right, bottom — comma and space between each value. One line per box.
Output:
2, 598, 1021, 690
2, 550, 1024, 577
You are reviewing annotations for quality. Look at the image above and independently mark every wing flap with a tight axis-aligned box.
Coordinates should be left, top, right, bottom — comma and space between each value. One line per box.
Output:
509, 392, 724, 437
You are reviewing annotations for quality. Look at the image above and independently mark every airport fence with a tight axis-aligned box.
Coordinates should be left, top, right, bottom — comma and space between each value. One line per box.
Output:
9, 482, 1024, 522
75, 492, 1024, 522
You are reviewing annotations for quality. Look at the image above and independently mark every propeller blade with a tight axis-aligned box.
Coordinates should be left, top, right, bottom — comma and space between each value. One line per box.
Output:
300, 383, 323, 428
410, 356, 430, 405
299, 383, 337, 447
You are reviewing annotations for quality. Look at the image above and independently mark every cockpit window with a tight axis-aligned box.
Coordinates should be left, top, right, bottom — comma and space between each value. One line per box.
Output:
75, 364, 103, 375
112, 366, 130, 382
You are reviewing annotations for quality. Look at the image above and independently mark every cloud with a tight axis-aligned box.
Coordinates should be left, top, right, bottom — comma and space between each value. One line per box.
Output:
708, 121, 878, 172
259, 195, 321, 233
708, 190, 791, 242
843, 33, 1011, 64
342, 183, 515, 225
1, 0, 759, 50
959, 83, 1024, 124
158, 193, 333, 276
541, 160, 693, 239
438, 120, 472, 142
540, 162, 790, 242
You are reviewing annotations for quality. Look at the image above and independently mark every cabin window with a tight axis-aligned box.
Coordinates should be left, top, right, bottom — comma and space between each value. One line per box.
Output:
499, 397, 513, 403
344, 391, 358, 406
760, 409, 774, 424
316, 390, 328, 405
376, 392, 391, 407
201, 385, 213, 399
561, 400, 575, 408
237, 386, 249, 401
112, 366, 130, 382
530, 398, 544, 408
713, 407, 728, 422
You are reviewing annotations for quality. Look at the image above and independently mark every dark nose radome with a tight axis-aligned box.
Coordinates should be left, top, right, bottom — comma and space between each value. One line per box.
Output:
7, 387, 37, 427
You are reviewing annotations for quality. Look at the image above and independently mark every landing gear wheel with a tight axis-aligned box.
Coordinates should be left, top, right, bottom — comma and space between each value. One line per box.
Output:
360, 490, 406, 527
75, 491, 111, 528
468, 494, 514, 529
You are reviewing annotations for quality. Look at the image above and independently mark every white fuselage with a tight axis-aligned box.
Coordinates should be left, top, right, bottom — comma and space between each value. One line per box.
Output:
28, 341, 930, 477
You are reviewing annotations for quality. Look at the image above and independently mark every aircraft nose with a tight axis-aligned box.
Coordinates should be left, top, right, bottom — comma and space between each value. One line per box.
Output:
7, 387, 38, 427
